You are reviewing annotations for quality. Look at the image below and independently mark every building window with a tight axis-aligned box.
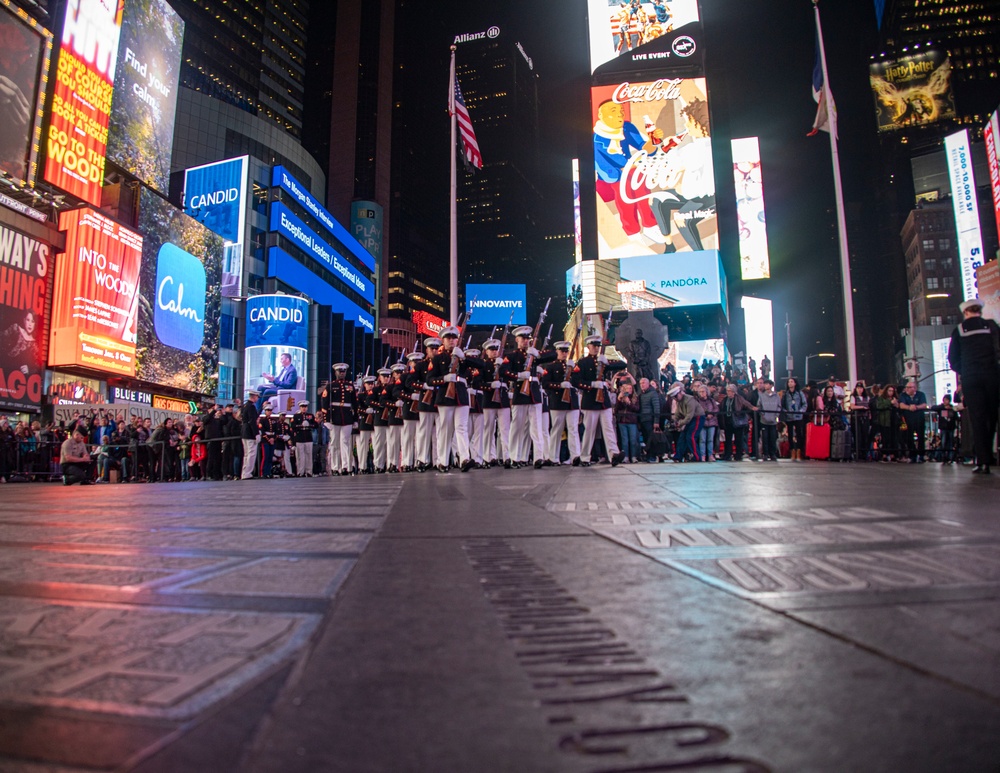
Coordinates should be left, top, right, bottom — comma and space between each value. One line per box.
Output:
219, 365, 235, 401
922, 239, 935, 250
926, 277, 939, 290
930, 316, 942, 326
942, 276, 954, 289
939, 238, 950, 250
924, 258, 936, 270
941, 257, 953, 269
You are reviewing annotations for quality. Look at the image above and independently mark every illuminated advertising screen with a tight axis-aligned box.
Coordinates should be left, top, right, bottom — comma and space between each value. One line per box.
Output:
976, 261, 1000, 324
0, 0, 53, 187
945, 129, 985, 301
183, 155, 248, 298
106, 0, 184, 194
0, 222, 50, 410
661, 338, 726, 379
270, 201, 375, 305
568, 250, 727, 317
351, 200, 383, 261
413, 310, 446, 338
48, 207, 143, 376
572, 158, 582, 263
985, 108, 1000, 241
465, 284, 527, 326
43, 0, 124, 205
731, 137, 770, 280
741, 296, 774, 376
592, 77, 716, 260
244, 294, 308, 405
931, 337, 957, 407
136, 187, 223, 394
587, 0, 701, 75
870, 52, 955, 133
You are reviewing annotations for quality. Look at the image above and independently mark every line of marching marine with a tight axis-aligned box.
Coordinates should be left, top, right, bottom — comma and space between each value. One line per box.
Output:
309, 323, 630, 475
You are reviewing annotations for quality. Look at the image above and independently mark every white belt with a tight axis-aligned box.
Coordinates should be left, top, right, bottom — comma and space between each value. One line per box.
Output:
458, 377, 467, 385
529, 377, 539, 383
330, 402, 349, 407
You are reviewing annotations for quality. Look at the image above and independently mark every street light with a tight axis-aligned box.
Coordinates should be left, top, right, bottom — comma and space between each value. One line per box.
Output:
805, 353, 836, 385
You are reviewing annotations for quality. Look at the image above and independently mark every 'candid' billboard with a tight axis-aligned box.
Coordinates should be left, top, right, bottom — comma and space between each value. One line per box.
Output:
43, 0, 124, 205
136, 188, 223, 394
106, 0, 184, 194
244, 294, 308, 406
48, 207, 143, 376
945, 129, 985, 301
183, 155, 248, 297
592, 77, 716, 259
465, 284, 527, 326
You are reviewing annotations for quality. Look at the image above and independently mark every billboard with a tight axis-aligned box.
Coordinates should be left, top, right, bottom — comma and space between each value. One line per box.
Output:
731, 137, 770, 281
48, 207, 143, 376
0, 0, 52, 187
0, 222, 50, 410
572, 158, 583, 263
270, 201, 374, 305
741, 296, 774, 376
106, 0, 183, 194
244, 294, 308, 404
869, 52, 955, 133
413, 310, 447, 338
931, 337, 957, 407
351, 200, 383, 261
587, 0, 701, 75
271, 165, 376, 273
985, 108, 1000, 241
977, 260, 1000, 324
43, 0, 124, 205
136, 187, 223, 394
945, 129, 985, 301
183, 155, 248, 298
592, 77, 716, 259
465, 284, 527, 326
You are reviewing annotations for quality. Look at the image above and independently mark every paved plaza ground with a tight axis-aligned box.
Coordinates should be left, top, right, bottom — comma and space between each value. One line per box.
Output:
0, 461, 998, 772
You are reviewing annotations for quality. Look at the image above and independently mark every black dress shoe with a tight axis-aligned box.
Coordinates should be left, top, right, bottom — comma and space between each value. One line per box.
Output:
534, 459, 544, 469
611, 452, 624, 467
436, 464, 449, 473
461, 458, 473, 472
503, 459, 512, 469
579, 461, 591, 467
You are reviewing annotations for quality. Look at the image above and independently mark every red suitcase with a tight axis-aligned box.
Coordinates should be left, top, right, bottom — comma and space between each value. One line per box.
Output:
805, 421, 831, 460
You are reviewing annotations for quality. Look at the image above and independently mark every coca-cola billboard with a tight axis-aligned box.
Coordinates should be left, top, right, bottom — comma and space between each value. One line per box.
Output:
592, 77, 716, 260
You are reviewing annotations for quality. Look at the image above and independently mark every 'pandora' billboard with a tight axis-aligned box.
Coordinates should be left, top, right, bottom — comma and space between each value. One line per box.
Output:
592, 77, 716, 259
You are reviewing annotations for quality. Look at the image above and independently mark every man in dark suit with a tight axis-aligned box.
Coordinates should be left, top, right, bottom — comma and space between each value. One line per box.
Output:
255, 352, 298, 410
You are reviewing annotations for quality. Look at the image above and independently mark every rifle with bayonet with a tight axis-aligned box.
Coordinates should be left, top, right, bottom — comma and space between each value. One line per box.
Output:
562, 317, 584, 404
520, 297, 551, 396
594, 306, 614, 405
445, 301, 475, 401
491, 312, 515, 404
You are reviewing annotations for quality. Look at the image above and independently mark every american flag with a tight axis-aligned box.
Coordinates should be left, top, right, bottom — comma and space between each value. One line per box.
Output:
452, 74, 482, 170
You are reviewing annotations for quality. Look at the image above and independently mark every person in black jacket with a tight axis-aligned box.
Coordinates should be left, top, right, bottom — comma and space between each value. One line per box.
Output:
570, 335, 627, 467
948, 297, 1000, 474
400, 354, 424, 472
480, 338, 512, 468
320, 363, 357, 475
501, 327, 556, 469
540, 341, 580, 465
201, 406, 226, 480
223, 405, 242, 479
240, 390, 261, 479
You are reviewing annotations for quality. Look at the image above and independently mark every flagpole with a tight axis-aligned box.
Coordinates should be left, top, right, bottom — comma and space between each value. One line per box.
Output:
814, 0, 858, 385
449, 45, 458, 324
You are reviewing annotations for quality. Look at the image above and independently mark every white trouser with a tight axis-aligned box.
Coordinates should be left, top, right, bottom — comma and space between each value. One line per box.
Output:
326, 423, 353, 473
355, 430, 372, 470
468, 411, 484, 464
483, 407, 510, 462
372, 425, 388, 470
401, 419, 418, 468
510, 402, 544, 463
280, 448, 294, 475
295, 442, 313, 475
581, 408, 620, 463
387, 424, 402, 469
241, 438, 258, 479
436, 405, 470, 467
548, 409, 581, 463
416, 412, 436, 465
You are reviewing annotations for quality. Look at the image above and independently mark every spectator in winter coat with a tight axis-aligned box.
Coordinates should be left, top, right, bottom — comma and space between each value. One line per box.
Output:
694, 383, 719, 461
638, 377, 661, 461
667, 381, 705, 462
757, 380, 782, 461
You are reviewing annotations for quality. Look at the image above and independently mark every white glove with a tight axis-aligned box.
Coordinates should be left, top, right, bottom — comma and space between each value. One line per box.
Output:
591, 381, 605, 389
410, 393, 420, 401
560, 381, 572, 389
527, 347, 539, 357
395, 400, 404, 407
537, 366, 546, 376
517, 371, 530, 381
452, 347, 465, 359
423, 384, 434, 390
597, 355, 609, 365
365, 408, 375, 414
567, 359, 575, 368
282, 434, 290, 441
491, 380, 503, 389
444, 374, 458, 383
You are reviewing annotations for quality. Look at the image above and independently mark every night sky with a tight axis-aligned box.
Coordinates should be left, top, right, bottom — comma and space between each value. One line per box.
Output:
414, 0, 888, 382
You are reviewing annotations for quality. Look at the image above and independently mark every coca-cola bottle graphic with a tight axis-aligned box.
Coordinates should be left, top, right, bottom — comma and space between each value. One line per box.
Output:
643, 115, 662, 145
